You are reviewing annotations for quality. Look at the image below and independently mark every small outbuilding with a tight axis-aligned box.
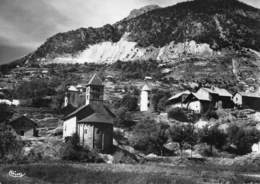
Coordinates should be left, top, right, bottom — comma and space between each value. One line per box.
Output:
9, 116, 38, 137
233, 92, 260, 111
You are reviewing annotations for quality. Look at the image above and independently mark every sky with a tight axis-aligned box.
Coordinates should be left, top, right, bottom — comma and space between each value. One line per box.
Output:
0, 0, 259, 64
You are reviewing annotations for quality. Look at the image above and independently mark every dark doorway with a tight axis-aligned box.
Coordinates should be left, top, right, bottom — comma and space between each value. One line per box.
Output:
20, 130, 24, 136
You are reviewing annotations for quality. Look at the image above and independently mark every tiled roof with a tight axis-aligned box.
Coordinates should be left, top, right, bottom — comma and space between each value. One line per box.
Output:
212, 87, 232, 97
201, 87, 232, 97
88, 73, 103, 86
142, 84, 151, 91
238, 92, 260, 98
78, 113, 113, 124
168, 90, 191, 101
63, 103, 115, 124
192, 92, 211, 101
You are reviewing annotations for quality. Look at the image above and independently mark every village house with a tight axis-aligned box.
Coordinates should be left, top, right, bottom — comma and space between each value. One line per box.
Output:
9, 116, 38, 137
233, 92, 260, 111
167, 87, 234, 114
198, 87, 234, 109
63, 74, 115, 153
182, 90, 212, 113
166, 90, 191, 109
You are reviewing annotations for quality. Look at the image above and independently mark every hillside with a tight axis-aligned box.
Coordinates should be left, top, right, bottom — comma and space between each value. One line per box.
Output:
11, 0, 259, 65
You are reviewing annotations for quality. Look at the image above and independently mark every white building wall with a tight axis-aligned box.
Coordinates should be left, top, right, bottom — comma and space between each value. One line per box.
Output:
140, 90, 149, 111
84, 124, 94, 149
64, 96, 68, 107
233, 93, 242, 106
63, 117, 77, 139
252, 141, 260, 153
78, 124, 94, 148
169, 101, 201, 113
188, 101, 202, 113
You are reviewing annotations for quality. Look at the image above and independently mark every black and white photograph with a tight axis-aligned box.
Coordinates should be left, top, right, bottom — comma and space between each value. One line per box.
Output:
0, 0, 260, 183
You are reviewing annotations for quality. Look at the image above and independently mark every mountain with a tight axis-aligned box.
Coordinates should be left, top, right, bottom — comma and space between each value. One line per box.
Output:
125, 4, 161, 20
13, 0, 260, 65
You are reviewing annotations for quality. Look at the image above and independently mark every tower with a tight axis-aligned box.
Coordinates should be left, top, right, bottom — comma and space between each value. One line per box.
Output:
140, 84, 151, 111
85, 73, 104, 105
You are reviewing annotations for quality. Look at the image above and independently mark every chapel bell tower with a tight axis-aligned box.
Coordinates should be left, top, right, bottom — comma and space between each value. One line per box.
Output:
85, 73, 104, 105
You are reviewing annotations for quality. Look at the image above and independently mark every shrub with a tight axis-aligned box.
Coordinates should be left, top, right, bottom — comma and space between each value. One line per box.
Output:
115, 107, 135, 128
130, 119, 169, 155
0, 128, 23, 162
121, 94, 139, 111
0, 104, 14, 124
61, 134, 103, 162
15, 79, 55, 99
151, 89, 171, 112
227, 125, 260, 155
198, 125, 227, 155
169, 124, 198, 156
168, 108, 200, 123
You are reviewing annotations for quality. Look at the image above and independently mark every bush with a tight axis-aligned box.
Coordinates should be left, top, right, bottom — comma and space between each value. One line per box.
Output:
198, 125, 227, 155
151, 89, 171, 112
121, 94, 139, 111
227, 125, 260, 155
115, 107, 135, 128
0, 104, 14, 124
15, 79, 55, 99
0, 128, 23, 162
169, 124, 198, 156
130, 119, 169, 155
61, 134, 103, 162
168, 108, 199, 122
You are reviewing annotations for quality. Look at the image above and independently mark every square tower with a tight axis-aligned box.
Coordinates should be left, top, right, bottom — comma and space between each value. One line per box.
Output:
85, 73, 104, 105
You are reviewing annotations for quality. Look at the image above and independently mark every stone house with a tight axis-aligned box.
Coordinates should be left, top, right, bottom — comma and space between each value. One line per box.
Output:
167, 87, 233, 114
9, 116, 38, 137
233, 92, 260, 111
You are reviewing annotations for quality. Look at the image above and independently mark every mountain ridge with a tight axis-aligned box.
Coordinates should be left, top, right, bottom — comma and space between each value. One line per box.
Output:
4, 0, 260, 66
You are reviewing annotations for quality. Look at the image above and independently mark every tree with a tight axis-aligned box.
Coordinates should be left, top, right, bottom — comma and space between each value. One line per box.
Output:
61, 134, 103, 162
0, 104, 13, 124
0, 129, 23, 161
121, 94, 138, 111
199, 125, 227, 155
15, 79, 55, 99
169, 124, 197, 157
151, 89, 171, 112
115, 107, 135, 128
168, 108, 199, 123
227, 125, 260, 155
131, 119, 169, 155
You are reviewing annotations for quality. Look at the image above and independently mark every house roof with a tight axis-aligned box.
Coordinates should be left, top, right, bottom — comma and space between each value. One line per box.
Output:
236, 92, 260, 98
63, 103, 115, 123
78, 113, 113, 124
212, 87, 232, 97
186, 88, 212, 102
87, 73, 103, 86
200, 87, 232, 97
192, 92, 211, 101
168, 90, 191, 101
142, 84, 151, 91
68, 85, 78, 92
9, 116, 37, 129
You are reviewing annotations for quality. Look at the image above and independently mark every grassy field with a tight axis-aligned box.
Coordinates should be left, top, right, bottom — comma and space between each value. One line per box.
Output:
0, 162, 259, 184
